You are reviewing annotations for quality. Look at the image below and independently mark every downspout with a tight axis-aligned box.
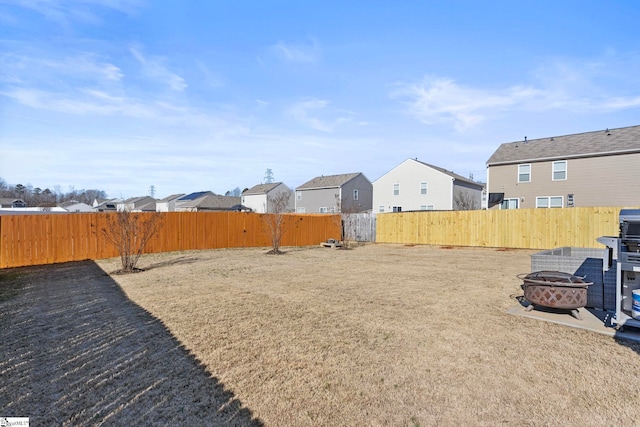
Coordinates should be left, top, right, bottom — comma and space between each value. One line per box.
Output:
450, 177, 455, 210
486, 164, 490, 209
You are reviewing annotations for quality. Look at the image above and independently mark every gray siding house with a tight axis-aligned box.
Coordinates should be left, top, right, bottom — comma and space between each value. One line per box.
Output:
486, 125, 640, 209
295, 173, 373, 213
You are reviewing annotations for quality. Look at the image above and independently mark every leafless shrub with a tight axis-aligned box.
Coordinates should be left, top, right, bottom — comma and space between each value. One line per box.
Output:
263, 191, 294, 255
100, 209, 164, 273
454, 191, 479, 210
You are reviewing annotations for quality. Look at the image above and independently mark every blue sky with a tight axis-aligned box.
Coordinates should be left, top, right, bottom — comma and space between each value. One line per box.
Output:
1, 1, 639, 199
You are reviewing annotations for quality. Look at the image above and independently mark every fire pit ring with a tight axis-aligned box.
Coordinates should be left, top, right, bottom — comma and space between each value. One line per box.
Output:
518, 271, 593, 320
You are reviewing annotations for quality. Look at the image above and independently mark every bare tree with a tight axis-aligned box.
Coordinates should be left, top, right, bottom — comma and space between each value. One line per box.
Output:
100, 209, 164, 273
454, 191, 479, 210
263, 191, 294, 255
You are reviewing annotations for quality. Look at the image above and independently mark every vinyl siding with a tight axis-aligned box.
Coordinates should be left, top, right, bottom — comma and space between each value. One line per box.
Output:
373, 159, 455, 211
295, 174, 373, 213
296, 187, 340, 213
488, 152, 640, 208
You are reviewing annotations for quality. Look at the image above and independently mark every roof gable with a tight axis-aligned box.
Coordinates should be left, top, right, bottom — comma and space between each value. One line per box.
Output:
243, 182, 283, 195
296, 173, 364, 190
412, 159, 482, 188
375, 158, 482, 188
487, 125, 640, 165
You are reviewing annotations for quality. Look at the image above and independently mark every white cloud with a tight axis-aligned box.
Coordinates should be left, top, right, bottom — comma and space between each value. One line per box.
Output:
0, 52, 123, 85
2, 0, 144, 26
391, 77, 539, 130
2, 87, 151, 117
130, 47, 187, 92
393, 53, 640, 131
195, 60, 224, 89
270, 40, 320, 64
288, 98, 351, 133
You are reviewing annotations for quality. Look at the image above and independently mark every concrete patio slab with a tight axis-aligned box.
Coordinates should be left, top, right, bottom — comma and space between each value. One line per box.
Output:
508, 302, 640, 343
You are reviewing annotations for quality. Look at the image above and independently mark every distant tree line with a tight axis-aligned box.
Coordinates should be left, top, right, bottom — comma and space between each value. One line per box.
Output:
0, 177, 108, 207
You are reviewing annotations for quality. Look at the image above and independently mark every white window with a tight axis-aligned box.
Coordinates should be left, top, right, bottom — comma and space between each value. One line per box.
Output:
536, 197, 549, 208
296, 207, 305, 213
501, 198, 519, 209
353, 189, 359, 200
553, 161, 567, 181
379, 205, 385, 213
393, 183, 399, 196
426, 205, 434, 210
319, 207, 328, 213
420, 182, 427, 195
420, 205, 427, 210
296, 191, 301, 200
330, 206, 336, 213
536, 196, 563, 208
392, 206, 402, 212
518, 164, 531, 183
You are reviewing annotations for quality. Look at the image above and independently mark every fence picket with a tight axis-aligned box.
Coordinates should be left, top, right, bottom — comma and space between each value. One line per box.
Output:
0, 212, 341, 268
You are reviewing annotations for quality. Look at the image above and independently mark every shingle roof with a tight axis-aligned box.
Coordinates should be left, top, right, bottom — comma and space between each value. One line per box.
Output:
243, 182, 283, 195
177, 193, 240, 210
196, 195, 241, 210
178, 191, 214, 201
158, 194, 185, 202
413, 159, 483, 188
296, 173, 363, 190
487, 125, 640, 166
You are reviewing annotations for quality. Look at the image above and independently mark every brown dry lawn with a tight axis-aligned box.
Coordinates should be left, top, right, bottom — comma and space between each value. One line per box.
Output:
98, 243, 640, 426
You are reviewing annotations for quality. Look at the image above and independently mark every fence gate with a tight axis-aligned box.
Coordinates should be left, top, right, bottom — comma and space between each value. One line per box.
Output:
343, 212, 376, 242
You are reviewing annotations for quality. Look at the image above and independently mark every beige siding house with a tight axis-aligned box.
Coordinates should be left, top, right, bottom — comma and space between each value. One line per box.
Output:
373, 158, 484, 212
486, 125, 640, 209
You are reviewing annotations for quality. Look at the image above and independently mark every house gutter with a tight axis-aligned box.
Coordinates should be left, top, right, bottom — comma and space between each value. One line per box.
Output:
487, 148, 640, 167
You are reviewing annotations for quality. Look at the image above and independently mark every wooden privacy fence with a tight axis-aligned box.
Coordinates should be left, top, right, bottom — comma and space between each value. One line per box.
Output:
376, 207, 624, 249
343, 212, 376, 242
0, 212, 341, 269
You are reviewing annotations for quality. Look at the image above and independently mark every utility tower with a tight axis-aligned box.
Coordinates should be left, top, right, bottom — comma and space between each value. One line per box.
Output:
264, 168, 274, 184
149, 185, 156, 198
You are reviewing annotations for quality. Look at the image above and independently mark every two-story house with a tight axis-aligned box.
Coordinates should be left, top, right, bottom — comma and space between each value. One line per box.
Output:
373, 158, 484, 212
242, 182, 294, 213
486, 125, 640, 209
295, 173, 372, 213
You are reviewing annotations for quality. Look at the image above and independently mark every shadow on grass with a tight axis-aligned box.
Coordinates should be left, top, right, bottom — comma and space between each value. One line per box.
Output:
0, 261, 262, 426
